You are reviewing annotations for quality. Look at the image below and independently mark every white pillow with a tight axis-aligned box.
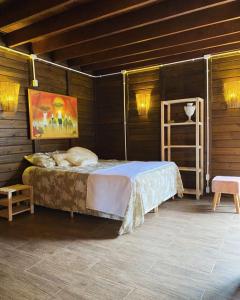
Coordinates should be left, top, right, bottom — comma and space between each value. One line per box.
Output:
80, 159, 98, 167
66, 152, 97, 166
52, 153, 71, 167
67, 147, 98, 161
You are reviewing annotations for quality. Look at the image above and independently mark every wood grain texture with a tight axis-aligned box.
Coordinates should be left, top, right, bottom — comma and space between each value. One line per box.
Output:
68, 18, 240, 68
32, 0, 229, 55
211, 53, 240, 178
0, 198, 240, 299
6, 0, 157, 47
0, 49, 94, 187
0, 0, 238, 73
95, 60, 205, 190
95, 74, 125, 160
127, 69, 161, 161
127, 60, 205, 189
52, 1, 240, 62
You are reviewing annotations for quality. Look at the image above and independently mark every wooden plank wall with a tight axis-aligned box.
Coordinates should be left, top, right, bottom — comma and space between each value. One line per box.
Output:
126, 60, 205, 188
0, 50, 95, 187
67, 71, 95, 150
211, 54, 240, 177
34, 62, 95, 153
2, 49, 239, 189
127, 69, 161, 160
95, 74, 125, 159
160, 60, 206, 189
95, 61, 205, 189
0, 50, 31, 188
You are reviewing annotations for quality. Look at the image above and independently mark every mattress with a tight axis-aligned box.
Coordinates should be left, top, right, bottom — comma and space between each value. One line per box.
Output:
22, 160, 183, 234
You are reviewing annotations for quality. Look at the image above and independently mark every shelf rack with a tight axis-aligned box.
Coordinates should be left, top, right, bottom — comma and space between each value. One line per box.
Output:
161, 98, 204, 200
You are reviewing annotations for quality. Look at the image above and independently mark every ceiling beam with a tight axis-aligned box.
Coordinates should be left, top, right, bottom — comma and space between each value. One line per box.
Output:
95, 43, 240, 75
32, 0, 233, 54
0, 0, 73, 31
5, 0, 157, 47
68, 19, 240, 67
81, 32, 240, 71
52, 1, 240, 62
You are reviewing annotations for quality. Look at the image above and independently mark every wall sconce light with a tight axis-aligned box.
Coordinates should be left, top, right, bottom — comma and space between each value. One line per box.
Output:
136, 90, 151, 117
224, 81, 240, 108
0, 81, 20, 112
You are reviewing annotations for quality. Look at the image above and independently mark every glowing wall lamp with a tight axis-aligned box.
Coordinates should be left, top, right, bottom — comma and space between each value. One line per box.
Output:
136, 90, 151, 117
0, 82, 20, 113
224, 81, 240, 108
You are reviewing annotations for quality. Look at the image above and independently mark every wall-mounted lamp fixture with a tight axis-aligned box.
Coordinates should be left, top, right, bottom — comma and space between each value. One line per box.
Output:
224, 81, 240, 108
136, 90, 151, 117
0, 82, 20, 113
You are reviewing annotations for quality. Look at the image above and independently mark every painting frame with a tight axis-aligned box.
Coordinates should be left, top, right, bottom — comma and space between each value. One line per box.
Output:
28, 89, 79, 140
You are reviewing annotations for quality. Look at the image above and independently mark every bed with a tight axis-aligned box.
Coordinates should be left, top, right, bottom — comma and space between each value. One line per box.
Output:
22, 160, 183, 234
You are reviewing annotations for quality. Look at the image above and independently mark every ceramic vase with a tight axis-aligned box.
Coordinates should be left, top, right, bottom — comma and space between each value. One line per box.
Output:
184, 103, 195, 122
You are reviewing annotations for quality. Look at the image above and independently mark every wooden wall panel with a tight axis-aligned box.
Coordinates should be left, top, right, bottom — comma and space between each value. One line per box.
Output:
34, 61, 69, 153
161, 60, 206, 189
67, 71, 95, 151
95, 60, 205, 190
0, 50, 31, 187
127, 70, 161, 161
95, 74, 125, 159
0, 50, 94, 187
211, 54, 240, 177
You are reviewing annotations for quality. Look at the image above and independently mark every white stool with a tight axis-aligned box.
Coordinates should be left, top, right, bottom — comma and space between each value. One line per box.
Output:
212, 176, 240, 214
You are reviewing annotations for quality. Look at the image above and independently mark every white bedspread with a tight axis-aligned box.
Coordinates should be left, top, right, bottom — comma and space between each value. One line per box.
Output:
86, 161, 171, 217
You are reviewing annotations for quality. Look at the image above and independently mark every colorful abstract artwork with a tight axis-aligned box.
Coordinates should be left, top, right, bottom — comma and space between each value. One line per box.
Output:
28, 89, 79, 139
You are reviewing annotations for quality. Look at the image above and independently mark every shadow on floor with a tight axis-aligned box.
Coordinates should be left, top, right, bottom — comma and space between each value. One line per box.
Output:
0, 206, 122, 242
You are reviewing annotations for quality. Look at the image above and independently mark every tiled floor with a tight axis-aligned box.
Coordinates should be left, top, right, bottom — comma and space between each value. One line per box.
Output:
0, 198, 240, 299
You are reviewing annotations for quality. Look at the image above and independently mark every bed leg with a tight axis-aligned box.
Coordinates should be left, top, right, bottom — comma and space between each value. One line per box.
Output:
172, 196, 175, 200
153, 206, 158, 213
70, 211, 74, 218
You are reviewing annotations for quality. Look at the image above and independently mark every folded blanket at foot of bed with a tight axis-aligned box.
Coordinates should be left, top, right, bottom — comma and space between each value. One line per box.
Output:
87, 161, 183, 234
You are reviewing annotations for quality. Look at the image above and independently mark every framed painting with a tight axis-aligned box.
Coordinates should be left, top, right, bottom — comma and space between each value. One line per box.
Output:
28, 89, 79, 139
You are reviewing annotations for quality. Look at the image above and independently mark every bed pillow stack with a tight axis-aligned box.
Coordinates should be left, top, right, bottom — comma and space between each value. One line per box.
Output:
52, 153, 71, 167
25, 147, 98, 168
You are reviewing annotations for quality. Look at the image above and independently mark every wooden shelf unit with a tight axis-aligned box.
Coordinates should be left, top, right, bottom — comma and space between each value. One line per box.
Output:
161, 98, 204, 200
0, 184, 34, 221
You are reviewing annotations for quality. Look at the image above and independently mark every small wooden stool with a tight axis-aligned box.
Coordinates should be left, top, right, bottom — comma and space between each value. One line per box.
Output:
212, 176, 240, 214
0, 184, 34, 221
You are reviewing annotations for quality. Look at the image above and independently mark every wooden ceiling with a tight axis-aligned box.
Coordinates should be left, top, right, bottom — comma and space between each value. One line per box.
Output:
1, 0, 240, 74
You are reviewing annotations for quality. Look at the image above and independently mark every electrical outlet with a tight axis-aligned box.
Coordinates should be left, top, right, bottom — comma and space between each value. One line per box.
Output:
32, 79, 38, 87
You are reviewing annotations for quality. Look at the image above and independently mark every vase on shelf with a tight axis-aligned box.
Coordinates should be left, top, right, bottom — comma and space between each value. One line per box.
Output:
184, 103, 196, 122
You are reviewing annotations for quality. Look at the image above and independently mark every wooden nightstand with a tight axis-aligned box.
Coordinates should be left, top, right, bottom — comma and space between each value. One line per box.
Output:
0, 184, 34, 221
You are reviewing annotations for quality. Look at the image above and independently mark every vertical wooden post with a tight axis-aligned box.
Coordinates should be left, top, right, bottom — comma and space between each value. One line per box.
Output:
196, 99, 200, 200
234, 195, 240, 214
167, 103, 171, 161
161, 101, 165, 161
200, 99, 204, 195
30, 186, 34, 214
213, 192, 220, 211
8, 192, 12, 222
